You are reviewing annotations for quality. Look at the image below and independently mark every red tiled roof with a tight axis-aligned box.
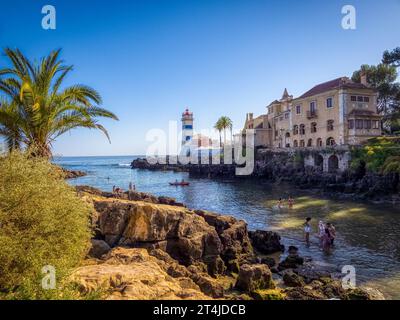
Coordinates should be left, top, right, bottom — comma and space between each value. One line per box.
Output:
297, 77, 371, 99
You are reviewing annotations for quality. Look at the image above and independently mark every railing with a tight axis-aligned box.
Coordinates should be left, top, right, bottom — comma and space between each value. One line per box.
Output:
306, 110, 318, 119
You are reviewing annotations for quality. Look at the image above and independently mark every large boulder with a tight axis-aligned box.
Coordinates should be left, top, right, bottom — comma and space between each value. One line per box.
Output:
278, 246, 304, 270
282, 270, 306, 287
89, 197, 224, 274
235, 264, 274, 293
88, 239, 111, 259
248, 230, 284, 254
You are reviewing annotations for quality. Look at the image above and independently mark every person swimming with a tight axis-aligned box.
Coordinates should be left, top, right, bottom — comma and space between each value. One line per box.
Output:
277, 198, 283, 208
287, 196, 294, 209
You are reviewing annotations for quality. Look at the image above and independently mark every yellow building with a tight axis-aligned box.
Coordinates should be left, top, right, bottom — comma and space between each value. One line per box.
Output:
243, 75, 382, 149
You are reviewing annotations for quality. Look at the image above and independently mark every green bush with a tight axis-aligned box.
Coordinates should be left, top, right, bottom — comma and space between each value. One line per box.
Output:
0, 151, 91, 299
350, 137, 400, 173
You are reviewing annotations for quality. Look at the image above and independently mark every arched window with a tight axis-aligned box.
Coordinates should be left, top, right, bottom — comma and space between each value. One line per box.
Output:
285, 132, 291, 138
316, 138, 322, 147
300, 124, 305, 135
293, 125, 299, 135
327, 120, 334, 131
311, 122, 317, 133
307, 139, 312, 147
300, 140, 305, 147
293, 140, 298, 147
326, 137, 336, 146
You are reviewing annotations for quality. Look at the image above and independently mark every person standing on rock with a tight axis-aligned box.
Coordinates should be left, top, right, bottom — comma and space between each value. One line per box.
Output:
304, 217, 312, 246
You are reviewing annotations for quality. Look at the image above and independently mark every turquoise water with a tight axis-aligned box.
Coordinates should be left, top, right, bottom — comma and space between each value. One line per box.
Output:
54, 155, 400, 299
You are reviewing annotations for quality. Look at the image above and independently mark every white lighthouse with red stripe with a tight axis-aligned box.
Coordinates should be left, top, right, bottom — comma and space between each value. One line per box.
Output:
181, 108, 194, 146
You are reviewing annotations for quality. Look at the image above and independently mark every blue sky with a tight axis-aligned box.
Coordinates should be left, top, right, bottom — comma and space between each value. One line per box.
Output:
0, 0, 399, 156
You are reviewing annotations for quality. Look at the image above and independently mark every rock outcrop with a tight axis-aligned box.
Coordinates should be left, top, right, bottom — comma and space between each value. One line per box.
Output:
75, 186, 385, 300
81, 187, 254, 280
235, 264, 274, 293
59, 168, 87, 179
248, 230, 284, 254
72, 247, 209, 300
131, 158, 189, 172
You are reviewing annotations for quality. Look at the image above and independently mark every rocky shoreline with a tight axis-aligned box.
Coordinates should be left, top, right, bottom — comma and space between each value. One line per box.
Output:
131, 156, 400, 203
70, 186, 384, 300
61, 168, 87, 179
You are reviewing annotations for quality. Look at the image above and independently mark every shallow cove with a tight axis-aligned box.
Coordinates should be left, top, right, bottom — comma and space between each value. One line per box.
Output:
55, 155, 400, 299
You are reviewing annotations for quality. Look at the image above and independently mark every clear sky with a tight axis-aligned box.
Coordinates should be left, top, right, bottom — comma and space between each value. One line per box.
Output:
1, 0, 399, 156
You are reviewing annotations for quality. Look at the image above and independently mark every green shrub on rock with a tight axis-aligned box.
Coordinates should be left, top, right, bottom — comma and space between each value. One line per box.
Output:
0, 152, 91, 299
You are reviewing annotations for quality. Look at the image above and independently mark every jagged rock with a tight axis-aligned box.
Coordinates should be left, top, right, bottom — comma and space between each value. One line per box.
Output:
278, 248, 304, 270
89, 198, 224, 272
194, 210, 254, 272
282, 270, 306, 287
248, 230, 284, 254
71, 248, 209, 300
235, 264, 274, 293
88, 239, 111, 259
148, 249, 224, 298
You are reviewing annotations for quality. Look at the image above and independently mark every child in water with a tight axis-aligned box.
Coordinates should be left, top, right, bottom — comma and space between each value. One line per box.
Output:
287, 196, 294, 209
304, 217, 312, 245
277, 198, 283, 208
322, 228, 332, 252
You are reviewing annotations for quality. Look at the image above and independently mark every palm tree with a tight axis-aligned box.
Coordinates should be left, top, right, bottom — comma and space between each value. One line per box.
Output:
0, 48, 118, 158
216, 116, 233, 147
214, 119, 223, 149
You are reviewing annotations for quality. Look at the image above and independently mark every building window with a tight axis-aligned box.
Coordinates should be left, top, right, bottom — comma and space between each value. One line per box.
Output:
307, 139, 312, 147
274, 130, 278, 137
348, 119, 354, 129
364, 120, 372, 129
351, 96, 357, 102
185, 136, 191, 141
355, 119, 363, 129
357, 96, 364, 102
327, 97, 333, 108
326, 137, 336, 146
317, 138, 322, 147
311, 122, 317, 133
285, 113, 289, 119
293, 140, 298, 147
372, 120, 380, 129
300, 140, 305, 147
327, 120, 334, 131
364, 97, 370, 103
310, 101, 316, 113
293, 125, 299, 135
296, 105, 301, 114
300, 124, 305, 135
183, 124, 193, 129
